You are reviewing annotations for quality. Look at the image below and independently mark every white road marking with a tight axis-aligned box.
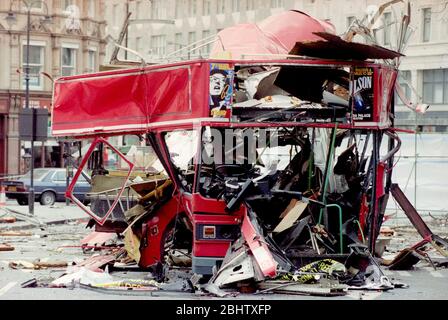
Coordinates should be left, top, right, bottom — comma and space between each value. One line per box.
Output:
430, 271, 444, 278
0, 282, 17, 297
396, 271, 411, 277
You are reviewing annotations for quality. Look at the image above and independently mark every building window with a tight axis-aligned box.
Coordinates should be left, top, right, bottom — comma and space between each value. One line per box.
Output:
87, 0, 95, 18
423, 8, 431, 42
423, 69, 448, 104
136, 37, 142, 53
203, 0, 210, 15
188, 31, 196, 45
383, 12, 391, 46
270, 0, 283, 8
87, 49, 96, 73
151, 35, 167, 57
61, 47, 76, 76
22, 44, 44, 89
188, 0, 197, 16
175, 33, 183, 50
175, 0, 182, 18
395, 71, 411, 105
151, 0, 166, 19
232, 0, 241, 11
202, 30, 211, 54
217, 0, 225, 14
246, 0, 255, 10
136, 1, 142, 19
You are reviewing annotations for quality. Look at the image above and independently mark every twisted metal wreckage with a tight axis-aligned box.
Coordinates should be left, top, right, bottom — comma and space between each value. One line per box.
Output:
50, 6, 447, 296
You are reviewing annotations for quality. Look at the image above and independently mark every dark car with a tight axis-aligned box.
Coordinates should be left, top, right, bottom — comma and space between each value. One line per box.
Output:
4, 168, 91, 206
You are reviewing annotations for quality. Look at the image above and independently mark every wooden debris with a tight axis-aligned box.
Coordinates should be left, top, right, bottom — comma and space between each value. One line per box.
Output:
124, 204, 146, 221
0, 243, 14, 251
124, 228, 141, 263
75, 248, 125, 272
382, 248, 421, 270
139, 180, 172, 203
380, 226, 395, 237
0, 230, 32, 236
9, 260, 68, 270
274, 200, 308, 233
34, 261, 68, 269
9, 260, 35, 269
0, 217, 17, 224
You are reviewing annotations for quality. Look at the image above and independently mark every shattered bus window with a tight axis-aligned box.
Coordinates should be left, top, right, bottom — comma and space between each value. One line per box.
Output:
163, 130, 199, 193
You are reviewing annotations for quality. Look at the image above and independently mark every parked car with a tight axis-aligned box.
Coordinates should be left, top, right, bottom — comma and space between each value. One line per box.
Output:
4, 168, 91, 206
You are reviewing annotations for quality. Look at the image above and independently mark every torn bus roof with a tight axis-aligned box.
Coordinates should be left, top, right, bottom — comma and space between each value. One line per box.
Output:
289, 32, 404, 60
210, 10, 335, 59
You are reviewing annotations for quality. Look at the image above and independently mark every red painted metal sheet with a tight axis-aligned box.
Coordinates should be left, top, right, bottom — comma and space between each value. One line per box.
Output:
379, 67, 398, 125
376, 163, 386, 200
52, 72, 148, 134
139, 197, 181, 267
52, 62, 209, 136
241, 212, 278, 278
192, 213, 243, 258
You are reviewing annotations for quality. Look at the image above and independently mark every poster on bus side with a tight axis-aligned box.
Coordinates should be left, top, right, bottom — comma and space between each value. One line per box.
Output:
352, 67, 374, 121
209, 62, 234, 118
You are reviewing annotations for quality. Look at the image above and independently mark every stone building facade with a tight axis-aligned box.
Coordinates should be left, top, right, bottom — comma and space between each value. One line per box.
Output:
0, 0, 106, 176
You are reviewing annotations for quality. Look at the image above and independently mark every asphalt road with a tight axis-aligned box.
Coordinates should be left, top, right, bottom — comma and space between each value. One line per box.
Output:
1, 201, 447, 301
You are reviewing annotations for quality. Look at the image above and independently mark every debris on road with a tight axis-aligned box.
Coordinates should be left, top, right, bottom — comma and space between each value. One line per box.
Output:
51, 267, 115, 287
380, 226, 395, 237
0, 243, 14, 251
390, 184, 448, 257
80, 231, 117, 249
0, 230, 32, 236
21, 278, 38, 288
0, 216, 16, 224
9, 260, 68, 270
257, 279, 347, 296
68, 248, 125, 273
382, 247, 422, 270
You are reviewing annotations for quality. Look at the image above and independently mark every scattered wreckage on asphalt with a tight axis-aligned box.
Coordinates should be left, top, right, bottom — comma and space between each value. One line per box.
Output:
42, 9, 448, 296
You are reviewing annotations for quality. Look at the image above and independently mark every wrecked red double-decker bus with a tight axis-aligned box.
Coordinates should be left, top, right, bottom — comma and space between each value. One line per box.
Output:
51, 7, 448, 290
52, 56, 400, 286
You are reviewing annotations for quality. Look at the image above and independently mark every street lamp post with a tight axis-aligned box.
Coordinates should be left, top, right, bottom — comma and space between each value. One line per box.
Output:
6, 0, 51, 215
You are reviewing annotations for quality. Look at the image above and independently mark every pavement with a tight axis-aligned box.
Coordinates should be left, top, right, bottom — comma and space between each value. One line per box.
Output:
0, 199, 89, 231
1, 199, 448, 301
